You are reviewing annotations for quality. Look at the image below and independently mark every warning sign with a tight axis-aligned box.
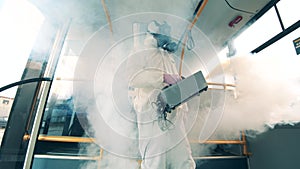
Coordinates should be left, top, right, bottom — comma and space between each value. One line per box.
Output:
293, 37, 300, 55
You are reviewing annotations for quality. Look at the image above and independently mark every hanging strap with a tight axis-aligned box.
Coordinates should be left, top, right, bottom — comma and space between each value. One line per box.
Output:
101, 0, 113, 34
178, 0, 208, 76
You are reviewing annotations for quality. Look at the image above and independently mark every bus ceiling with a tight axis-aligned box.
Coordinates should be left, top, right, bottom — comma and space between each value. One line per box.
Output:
28, 0, 283, 53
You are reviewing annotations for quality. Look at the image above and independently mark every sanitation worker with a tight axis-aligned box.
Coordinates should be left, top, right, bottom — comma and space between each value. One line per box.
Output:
127, 20, 196, 169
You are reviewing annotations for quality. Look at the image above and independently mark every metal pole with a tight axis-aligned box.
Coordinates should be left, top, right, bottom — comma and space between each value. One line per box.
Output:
23, 82, 51, 169
274, 4, 285, 31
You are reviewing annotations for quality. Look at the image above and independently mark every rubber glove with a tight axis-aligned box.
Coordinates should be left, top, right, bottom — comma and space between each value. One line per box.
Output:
163, 74, 181, 85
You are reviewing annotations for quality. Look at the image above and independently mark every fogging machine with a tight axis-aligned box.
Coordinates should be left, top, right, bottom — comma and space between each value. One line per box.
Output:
156, 70, 208, 116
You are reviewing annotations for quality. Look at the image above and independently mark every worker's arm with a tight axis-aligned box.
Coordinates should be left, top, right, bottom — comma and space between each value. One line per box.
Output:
129, 69, 181, 88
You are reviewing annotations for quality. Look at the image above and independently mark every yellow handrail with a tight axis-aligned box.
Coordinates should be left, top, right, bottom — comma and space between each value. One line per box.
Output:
24, 131, 250, 156
24, 135, 95, 143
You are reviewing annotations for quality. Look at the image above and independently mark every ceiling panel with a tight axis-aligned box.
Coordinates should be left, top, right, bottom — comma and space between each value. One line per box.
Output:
196, 0, 272, 50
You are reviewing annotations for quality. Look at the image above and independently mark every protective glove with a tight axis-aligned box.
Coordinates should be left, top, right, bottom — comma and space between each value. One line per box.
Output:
163, 74, 181, 85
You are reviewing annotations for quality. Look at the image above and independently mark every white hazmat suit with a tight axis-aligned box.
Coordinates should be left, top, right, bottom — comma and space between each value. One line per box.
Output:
127, 22, 196, 169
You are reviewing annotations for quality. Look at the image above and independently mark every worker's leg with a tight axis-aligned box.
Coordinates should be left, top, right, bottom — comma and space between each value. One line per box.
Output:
166, 110, 196, 169
136, 107, 169, 169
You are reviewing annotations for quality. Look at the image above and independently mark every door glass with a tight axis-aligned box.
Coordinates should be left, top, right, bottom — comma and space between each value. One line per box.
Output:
39, 24, 91, 138
0, 0, 44, 146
